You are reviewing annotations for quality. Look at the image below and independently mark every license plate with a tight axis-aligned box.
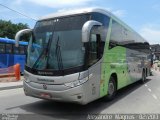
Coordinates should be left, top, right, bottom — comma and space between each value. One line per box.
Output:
40, 93, 51, 99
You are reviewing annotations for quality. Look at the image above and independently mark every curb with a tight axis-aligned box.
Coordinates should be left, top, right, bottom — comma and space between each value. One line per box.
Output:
0, 85, 23, 91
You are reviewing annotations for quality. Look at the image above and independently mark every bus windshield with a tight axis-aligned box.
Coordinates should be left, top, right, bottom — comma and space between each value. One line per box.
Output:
27, 14, 90, 71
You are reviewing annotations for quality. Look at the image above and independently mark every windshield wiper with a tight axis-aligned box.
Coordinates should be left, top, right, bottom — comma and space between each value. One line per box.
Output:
32, 37, 51, 69
56, 36, 63, 70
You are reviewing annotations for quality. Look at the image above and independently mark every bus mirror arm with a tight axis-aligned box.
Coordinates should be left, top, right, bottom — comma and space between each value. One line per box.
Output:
82, 20, 102, 43
15, 29, 32, 47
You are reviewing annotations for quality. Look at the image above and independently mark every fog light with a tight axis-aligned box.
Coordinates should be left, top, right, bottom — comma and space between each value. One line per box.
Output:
77, 96, 82, 99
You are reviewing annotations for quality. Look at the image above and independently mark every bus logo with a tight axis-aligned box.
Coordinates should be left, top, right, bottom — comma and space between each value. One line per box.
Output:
43, 84, 47, 90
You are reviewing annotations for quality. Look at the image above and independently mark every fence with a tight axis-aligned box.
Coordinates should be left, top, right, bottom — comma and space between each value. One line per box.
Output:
0, 64, 21, 81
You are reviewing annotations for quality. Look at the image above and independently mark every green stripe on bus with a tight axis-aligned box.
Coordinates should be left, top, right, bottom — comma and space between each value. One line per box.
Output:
100, 18, 131, 97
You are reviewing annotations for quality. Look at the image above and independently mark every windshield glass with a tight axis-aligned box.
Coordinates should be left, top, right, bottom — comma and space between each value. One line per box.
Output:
27, 14, 90, 70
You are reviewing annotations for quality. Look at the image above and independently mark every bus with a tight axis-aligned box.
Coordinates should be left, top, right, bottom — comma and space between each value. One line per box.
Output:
15, 8, 151, 104
0, 38, 28, 73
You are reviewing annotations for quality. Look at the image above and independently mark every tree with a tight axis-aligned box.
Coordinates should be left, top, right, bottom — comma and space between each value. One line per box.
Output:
0, 20, 29, 40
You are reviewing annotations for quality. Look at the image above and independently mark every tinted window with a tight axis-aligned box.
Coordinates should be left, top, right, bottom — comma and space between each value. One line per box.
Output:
109, 20, 149, 53
88, 26, 103, 66
109, 20, 123, 49
13, 46, 19, 54
54, 14, 90, 31
0, 43, 5, 53
122, 26, 150, 53
91, 12, 110, 42
88, 34, 98, 66
6, 44, 12, 54
28, 14, 89, 70
91, 12, 110, 27
24, 46, 27, 54
19, 46, 25, 54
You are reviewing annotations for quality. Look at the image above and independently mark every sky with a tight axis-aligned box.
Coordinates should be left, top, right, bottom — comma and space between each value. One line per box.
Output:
0, 0, 160, 44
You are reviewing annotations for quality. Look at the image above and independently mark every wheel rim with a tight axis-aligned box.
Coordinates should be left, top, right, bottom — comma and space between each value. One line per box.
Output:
142, 71, 146, 82
142, 72, 144, 81
108, 82, 115, 95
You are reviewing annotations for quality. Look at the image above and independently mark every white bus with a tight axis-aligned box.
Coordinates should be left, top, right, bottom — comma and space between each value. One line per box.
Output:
15, 8, 151, 104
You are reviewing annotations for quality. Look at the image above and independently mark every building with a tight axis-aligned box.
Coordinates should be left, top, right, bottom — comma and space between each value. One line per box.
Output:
150, 44, 160, 60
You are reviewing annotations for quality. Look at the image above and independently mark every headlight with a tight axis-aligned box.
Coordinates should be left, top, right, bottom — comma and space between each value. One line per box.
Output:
64, 77, 88, 88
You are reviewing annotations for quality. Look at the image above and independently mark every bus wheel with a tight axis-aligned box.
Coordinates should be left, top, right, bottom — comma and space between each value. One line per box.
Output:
106, 76, 117, 101
141, 70, 146, 83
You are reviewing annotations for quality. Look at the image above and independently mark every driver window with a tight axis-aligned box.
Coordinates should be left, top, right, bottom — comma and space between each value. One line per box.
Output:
88, 34, 102, 66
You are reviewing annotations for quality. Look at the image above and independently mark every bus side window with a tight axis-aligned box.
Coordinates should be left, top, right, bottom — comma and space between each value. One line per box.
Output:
6, 44, 12, 54
19, 46, 25, 54
24, 46, 27, 54
13, 46, 19, 54
109, 20, 123, 49
0, 43, 5, 53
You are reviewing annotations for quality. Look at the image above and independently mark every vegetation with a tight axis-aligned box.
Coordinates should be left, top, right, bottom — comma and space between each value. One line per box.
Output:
0, 19, 29, 40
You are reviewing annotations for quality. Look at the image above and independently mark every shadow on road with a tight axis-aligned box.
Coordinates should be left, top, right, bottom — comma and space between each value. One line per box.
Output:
7, 79, 151, 120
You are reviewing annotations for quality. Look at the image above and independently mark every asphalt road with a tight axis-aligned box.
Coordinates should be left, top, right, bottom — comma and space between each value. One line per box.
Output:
0, 70, 160, 120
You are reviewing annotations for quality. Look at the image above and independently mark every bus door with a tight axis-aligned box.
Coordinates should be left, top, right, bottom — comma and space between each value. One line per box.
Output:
87, 26, 104, 101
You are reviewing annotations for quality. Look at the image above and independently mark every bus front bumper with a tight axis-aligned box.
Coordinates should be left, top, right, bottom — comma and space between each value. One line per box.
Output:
23, 81, 87, 105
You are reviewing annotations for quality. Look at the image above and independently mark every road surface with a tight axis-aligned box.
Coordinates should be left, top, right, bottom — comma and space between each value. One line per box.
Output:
0, 70, 160, 120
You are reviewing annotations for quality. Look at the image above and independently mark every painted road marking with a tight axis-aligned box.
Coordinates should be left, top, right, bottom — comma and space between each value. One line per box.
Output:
144, 84, 148, 87
144, 83, 159, 101
148, 88, 152, 92
152, 94, 158, 100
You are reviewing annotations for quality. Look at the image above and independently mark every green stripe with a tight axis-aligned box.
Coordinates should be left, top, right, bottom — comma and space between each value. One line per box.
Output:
100, 18, 112, 97
100, 18, 131, 97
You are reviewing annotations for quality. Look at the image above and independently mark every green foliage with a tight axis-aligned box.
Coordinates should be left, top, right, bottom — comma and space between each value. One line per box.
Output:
0, 19, 29, 40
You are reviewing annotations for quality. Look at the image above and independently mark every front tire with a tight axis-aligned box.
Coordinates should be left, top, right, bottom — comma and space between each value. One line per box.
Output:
106, 76, 117, 101
141, 70, 146, 83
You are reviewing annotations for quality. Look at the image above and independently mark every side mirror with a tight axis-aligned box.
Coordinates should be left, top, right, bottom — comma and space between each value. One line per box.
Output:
82, 20, 102, 43
15, 29, 32, 47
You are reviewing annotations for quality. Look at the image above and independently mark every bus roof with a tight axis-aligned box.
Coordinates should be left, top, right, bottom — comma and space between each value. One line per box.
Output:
39, 8, 111, 21
39, 8, 148, 44
0, 37, 28, 45
39, 8, 131, 29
